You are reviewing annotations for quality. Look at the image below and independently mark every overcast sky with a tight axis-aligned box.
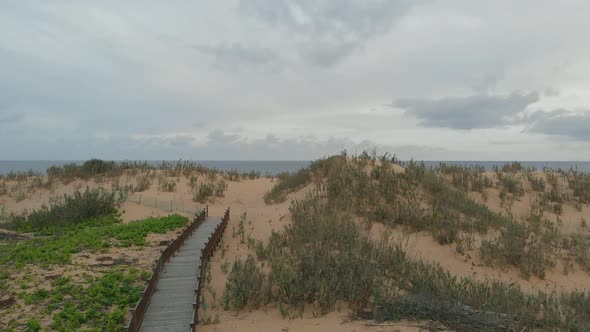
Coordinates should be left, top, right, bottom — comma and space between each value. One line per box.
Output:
1, 1, 590, 160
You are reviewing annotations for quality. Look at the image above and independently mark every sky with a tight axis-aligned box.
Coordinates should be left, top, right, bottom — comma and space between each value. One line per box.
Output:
1, 1, 590, 161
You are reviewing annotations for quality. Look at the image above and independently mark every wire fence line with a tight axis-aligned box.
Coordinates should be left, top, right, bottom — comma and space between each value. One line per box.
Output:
124, 193, 202, 215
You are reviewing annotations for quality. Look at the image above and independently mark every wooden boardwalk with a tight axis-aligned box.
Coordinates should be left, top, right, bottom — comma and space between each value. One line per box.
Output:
139, 216, 223, 332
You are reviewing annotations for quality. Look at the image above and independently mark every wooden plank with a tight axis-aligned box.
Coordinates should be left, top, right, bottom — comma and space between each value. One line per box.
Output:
139, 217, 222, 332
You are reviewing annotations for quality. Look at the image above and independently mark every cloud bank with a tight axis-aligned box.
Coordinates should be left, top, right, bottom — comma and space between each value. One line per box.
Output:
1, 1, 590, 160
395, 92, 540, 129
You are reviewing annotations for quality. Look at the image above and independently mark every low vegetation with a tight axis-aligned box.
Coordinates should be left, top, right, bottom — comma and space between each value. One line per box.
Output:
1, 214, 188, 267
229, 191, 590, 330
2, 188, 117, 233
224, 152, 590, 330
0, 201, 189, 331
191, 177, 227, 203
222, 255, 265, 311
158, 175, 177, 192
263, 168, 311, 204
42, 159, 265, 185
3, 268, 146, 332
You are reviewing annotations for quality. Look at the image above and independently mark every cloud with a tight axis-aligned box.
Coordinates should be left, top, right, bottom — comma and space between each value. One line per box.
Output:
123, 129, 447, 161
239, 0, 421, 67
527, 110, 590, 141
2, 2, 590, 160
299, 41, 357, 67
193, 43, 282, 70
0, 112, 24, 125
394, 92, 540, 130
543, 87, 560, 97
471, 75, 501, 93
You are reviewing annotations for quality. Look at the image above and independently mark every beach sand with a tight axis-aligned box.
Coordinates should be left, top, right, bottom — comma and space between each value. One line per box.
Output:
1, 168, 589, 330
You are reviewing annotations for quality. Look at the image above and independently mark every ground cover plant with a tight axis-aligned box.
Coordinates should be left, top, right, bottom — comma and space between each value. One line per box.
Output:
0, 211, 190, 331
1, 214, 188, 267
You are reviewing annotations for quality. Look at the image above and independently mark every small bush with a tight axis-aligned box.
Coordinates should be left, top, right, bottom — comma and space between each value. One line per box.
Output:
500, 176, 524, 196
135, 174, 151, 192
502, 161, 522, 173
244, 170, 261, 180
15, 191, 26, 202
480, 223, 554, 279
545, 189, 565, 203
432, 219, 459, 245
192, 178, 226, 203
528, 174, 546, 192
158, 176, 176, 192
222, 255, 265, 311
80, 159, 116, 178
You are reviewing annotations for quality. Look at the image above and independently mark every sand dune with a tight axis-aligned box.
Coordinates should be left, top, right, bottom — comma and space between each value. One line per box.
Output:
1, 165, 589, 330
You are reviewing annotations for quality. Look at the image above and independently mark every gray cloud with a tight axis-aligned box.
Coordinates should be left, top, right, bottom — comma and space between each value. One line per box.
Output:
120, 130, 448, 161
299, 41, 357, 67
0, 112, 24, 125
198, 130, 449, 160
193, 43, 282, 70
472, 75, 501, 93
1, 2, 590, 160
394, 92, 540, 130
543, 87, 560, 97
527, 110, 590, 141
239, 0, 420, 67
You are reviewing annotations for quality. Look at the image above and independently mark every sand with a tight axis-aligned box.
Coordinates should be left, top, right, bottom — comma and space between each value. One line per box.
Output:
200, 309, 421, 332
1, 168, 589, 330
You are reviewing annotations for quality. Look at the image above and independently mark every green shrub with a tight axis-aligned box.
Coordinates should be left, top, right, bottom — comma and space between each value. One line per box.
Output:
158, 176, 176, 192
545, 189, 565, 203
192, 178, 226, 203
480, 222, 555, 279
135, 174, 151, 192
502, 161, 523, 173
222, 255, 266, 311
528, 174, 546, 192
80, 159, 116, 178
500, 176, 524, 196
6, 188, 115, 233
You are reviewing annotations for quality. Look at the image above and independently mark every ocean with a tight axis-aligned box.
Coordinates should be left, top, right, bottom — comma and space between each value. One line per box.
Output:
1, 160, 590, 175
0, 160, 311, 176
419, 161, 590, 172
